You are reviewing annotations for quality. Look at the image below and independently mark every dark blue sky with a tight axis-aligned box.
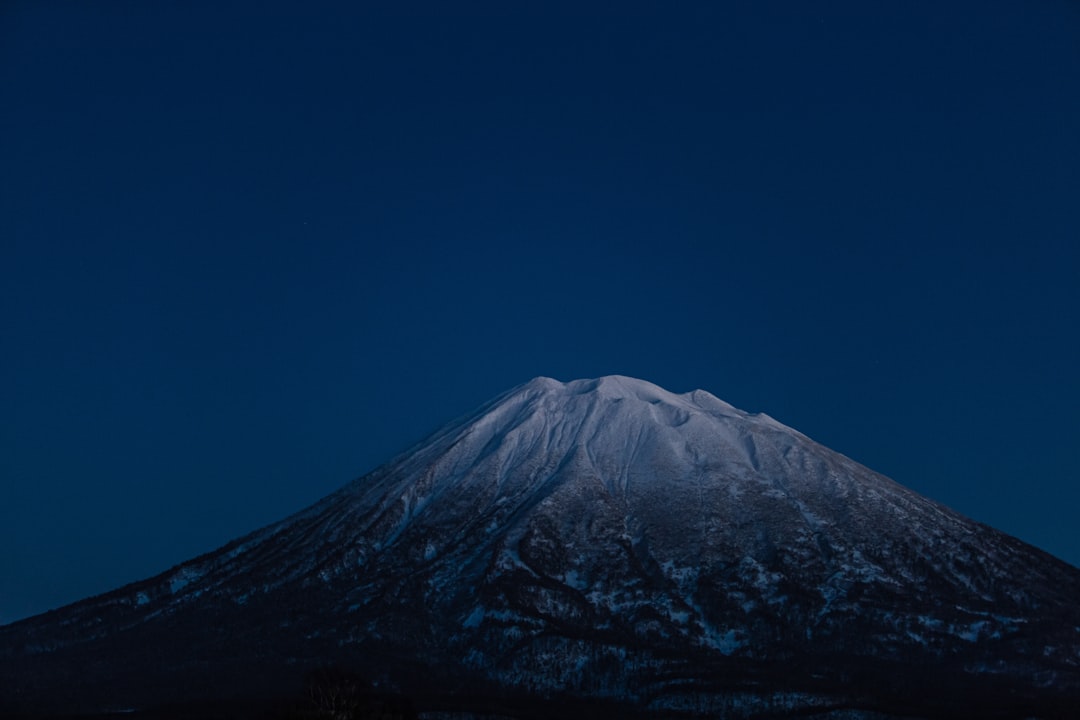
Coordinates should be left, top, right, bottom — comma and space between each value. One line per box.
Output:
2, 1, 1078, 624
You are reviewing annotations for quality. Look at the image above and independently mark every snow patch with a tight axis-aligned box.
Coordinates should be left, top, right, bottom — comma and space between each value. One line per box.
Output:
168, 566, 204, 595
700, 627, 743, 654
463, 607, 484, 628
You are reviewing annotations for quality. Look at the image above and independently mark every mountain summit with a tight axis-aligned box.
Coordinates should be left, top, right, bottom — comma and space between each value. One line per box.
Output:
3, 376, 1080, 717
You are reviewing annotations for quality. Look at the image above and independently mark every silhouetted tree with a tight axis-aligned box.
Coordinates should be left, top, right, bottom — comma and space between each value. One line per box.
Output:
306, 666, 370, 720
302, 666, 416, 720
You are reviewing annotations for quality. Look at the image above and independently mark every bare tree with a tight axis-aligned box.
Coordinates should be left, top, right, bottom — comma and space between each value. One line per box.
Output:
305, 666, 370, 720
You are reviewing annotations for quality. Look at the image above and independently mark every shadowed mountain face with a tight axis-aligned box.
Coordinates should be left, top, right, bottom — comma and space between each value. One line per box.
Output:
3, 376, 1080, 718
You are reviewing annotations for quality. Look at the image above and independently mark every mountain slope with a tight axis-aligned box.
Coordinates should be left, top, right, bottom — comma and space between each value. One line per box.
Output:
3, 376, 1080, 717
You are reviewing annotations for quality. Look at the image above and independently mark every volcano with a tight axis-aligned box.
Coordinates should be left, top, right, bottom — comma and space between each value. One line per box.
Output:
3, 376, 1079, 718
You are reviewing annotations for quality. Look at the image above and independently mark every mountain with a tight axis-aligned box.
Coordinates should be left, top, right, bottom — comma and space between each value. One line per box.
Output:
3, 375, 1080, 718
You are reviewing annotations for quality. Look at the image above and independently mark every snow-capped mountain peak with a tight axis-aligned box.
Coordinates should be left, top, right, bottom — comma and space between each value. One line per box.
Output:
3, 376, 1079, 718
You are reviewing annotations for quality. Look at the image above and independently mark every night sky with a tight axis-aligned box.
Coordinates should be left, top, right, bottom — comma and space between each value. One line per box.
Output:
2, 1, 1078, 625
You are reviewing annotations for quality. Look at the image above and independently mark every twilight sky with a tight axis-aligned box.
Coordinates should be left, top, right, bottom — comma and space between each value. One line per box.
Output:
2, 1, 1078, 625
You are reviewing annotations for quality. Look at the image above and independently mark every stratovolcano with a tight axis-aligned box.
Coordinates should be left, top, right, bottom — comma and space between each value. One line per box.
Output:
3, 376, 1079, 718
